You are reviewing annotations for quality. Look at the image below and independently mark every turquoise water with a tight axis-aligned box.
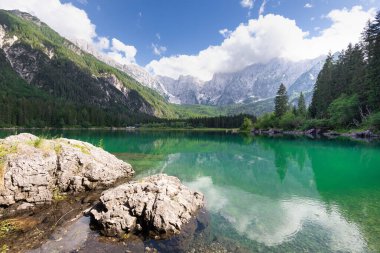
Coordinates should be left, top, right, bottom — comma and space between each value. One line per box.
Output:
2, 130, 380, 252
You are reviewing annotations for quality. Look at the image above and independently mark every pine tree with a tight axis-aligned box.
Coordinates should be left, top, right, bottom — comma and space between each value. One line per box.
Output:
297, 92, 307, 116
274, 83, 288, 118
348, 44, 366, 100
364, 11, 380, 109
309, 53, 334, 118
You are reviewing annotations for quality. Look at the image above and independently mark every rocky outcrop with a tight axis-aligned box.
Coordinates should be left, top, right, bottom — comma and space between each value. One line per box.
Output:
0, 133, 134, 206
0, 23, 53, 84
354, 130, 377, 139
100, 74, 131, 99
305, 128, 318, 135
98, 73, 156, 115
5, 43, 46, 83
90, 174, 204, 239
0, 24, 18, 49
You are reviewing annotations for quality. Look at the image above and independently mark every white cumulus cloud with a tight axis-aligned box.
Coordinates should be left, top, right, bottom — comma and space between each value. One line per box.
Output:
304, 3, 313, 8
152, 43, 167, 56
219, 28, 232, 38
107, 38, 137, 64
241, 0, 254, 9
146, 6, 376, 81
0, 0, 137, 64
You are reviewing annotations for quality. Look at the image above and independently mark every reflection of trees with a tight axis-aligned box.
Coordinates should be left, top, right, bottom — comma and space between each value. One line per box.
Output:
255, 137, 312, 181
53, 130, 380, 252
296, 148, 306, 171
274, 151, 287, 182
145, 136, 318, 199
240, 132, 255, 145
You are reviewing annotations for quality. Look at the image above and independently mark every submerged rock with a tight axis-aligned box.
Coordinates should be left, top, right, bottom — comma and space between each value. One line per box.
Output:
0, 133, 134, 206
90, 174, 204, 239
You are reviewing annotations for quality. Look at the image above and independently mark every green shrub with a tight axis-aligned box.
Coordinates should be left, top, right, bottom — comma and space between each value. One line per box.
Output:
254, 113, 277, 129
301, 118, 331, 130
240, 117, 253, 132
279, 111, 303, 130
327, 94, 359, 128
366, 112, 380, 130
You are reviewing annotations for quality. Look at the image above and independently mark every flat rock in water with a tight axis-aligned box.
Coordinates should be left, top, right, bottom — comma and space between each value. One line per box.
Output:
90, 174, 204, 239
0, 133, 134, 206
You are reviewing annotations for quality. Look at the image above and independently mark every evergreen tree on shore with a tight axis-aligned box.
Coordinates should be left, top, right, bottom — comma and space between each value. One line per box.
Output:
297, 92, 307, 116
309, 53, 334, 118
307, 10, 380, 128
255, 10, 380, 130
364, 12, 380, 110
274, 83, 288, 118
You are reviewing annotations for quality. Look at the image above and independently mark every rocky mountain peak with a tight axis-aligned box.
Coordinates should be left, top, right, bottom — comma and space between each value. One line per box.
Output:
156, 56, 326, 106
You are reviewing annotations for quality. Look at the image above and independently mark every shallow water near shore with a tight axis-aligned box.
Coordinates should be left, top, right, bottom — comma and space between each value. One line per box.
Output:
1, 130, 380, 252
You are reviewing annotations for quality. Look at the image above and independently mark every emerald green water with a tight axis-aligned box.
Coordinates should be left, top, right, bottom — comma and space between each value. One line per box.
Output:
2, 130, 380, 252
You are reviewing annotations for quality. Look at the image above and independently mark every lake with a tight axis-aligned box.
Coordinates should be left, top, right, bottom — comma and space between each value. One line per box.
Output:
1, 130, 380, 253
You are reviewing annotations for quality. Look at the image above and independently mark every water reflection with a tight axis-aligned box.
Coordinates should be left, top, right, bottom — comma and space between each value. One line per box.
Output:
187, 177, 366, 252
130, 134, 380, 252
1, 130, 380, 252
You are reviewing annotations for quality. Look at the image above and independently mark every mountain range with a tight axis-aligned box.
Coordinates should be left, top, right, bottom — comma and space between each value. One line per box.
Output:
0, 9, 326, 125
156, 56, 325, 106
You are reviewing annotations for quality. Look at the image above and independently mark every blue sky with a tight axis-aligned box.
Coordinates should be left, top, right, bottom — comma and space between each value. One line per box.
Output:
0, 0, 379, 80
64, 0, 380, 66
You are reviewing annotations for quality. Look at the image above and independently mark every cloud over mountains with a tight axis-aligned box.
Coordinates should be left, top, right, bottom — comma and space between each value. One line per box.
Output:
0, 1, 376, 81
147, 6, 376, 81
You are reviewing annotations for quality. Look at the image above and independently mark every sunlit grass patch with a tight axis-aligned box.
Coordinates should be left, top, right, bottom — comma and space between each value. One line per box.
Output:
54, 143, 62, 155
0, 220, 17, 239
32, 138, 43, 148
53, 188, 67, 201
71, 143, 90, 155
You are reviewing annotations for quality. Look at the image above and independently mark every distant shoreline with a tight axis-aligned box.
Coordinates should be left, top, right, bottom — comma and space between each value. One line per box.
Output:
0, 127, 239, 132
1, 127, 379, 140
251, 128, 380, 140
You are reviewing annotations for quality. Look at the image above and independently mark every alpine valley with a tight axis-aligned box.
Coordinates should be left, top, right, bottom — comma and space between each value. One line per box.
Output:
2, 2, 380, 253
0, 9, 325, 128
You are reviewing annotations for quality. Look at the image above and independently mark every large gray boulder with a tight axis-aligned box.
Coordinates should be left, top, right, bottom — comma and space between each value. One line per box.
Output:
90, 174, 204, 239
0, 133, 134, 206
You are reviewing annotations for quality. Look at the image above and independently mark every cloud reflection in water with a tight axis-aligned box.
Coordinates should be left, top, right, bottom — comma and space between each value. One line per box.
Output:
186, 176, 366, 253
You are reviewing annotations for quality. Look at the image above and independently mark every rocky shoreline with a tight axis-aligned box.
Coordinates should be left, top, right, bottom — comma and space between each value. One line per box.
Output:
0, 133, 205, 252
251, 128, 379, 140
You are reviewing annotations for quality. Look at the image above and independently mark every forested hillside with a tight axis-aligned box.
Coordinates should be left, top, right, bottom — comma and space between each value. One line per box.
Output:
309, 11, 380, 129
0, 10, 213, 127
255, 11, 380, 131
